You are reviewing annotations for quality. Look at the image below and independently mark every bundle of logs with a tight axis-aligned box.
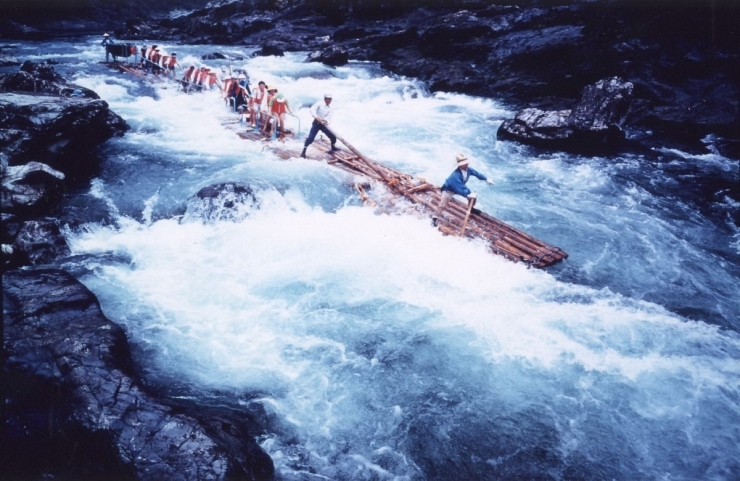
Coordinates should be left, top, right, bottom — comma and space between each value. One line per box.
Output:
234, 123, 568, 268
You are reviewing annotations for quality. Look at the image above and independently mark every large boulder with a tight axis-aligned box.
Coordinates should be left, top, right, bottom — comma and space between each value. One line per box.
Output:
0, 92, 128, 179
1, 161, 65, 217
0, 60, 99, 98
497, 77, 634, 152
9, 219, 70, 266
307, 44, 349, 67
2, 268, 275, 480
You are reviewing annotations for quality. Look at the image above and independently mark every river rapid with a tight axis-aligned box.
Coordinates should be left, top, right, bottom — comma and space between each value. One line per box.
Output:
11, 36, 740, 480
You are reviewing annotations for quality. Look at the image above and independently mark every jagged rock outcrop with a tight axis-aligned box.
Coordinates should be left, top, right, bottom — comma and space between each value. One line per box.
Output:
497, 77, 634, 152
0, 93, 127, 173
1, 161, 65, 216
0, 60, 99, 98
8, 220, 70, 266
2, 268, 275, 481
0, 61, 128, 269
307, 44, 348, 66
183, 182, 261, 223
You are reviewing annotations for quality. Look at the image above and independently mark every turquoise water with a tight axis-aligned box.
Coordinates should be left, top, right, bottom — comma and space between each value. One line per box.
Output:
13, 36, 740, 480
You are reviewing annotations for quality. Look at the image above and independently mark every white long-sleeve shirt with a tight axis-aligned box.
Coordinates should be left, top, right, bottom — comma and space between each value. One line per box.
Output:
310, 100, 332, 123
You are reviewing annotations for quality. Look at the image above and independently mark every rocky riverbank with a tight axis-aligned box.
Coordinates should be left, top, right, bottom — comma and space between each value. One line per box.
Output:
1, 62, 274, 480
136, 0, 739, 159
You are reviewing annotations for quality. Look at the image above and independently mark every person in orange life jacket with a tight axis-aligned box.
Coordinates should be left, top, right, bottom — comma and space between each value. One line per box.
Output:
101, 33, 113, 62
431, 153, 494, 226
249, 81, 267, 127
300, 93, 337, 158
265, 93, 293, 135
261, 86, 278, 133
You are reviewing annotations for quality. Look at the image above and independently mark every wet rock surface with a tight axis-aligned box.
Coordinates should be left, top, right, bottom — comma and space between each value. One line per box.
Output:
184, 182, 262, 223
2, 268, 275, 481
497, 76, 634, 152
0, 62, 129, 268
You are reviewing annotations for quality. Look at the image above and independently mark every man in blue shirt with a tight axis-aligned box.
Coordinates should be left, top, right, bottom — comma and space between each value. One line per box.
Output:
432, 153, 494, 226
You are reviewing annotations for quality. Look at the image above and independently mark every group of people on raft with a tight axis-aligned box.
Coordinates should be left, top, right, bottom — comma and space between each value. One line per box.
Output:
101, 33, 495, 225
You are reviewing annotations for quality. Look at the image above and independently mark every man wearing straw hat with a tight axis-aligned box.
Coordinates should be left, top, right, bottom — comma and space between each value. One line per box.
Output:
101, 33, 113, 62
432, 153, 494, 227
300, 93, 337, 158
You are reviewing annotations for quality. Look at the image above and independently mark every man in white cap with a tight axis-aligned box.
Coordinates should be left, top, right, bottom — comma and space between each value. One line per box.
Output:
101, 33, 113, 62
301, 93, 337, 158
432, 153, 494, 226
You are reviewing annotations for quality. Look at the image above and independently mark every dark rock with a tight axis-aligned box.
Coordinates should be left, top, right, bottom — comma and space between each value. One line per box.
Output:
0, 93, 128, 179
256, 42, 285, 57
569, 77, 633, 132
1, 61, 99, 98
307, 44, 349, 66
20, 59, 65, 83
1, 161, 65, 217
10, 219, 70, 266
201, 52, 229, 60
184, 182, 261, 223
2, 268, 275, 481
497, 77, 634, 152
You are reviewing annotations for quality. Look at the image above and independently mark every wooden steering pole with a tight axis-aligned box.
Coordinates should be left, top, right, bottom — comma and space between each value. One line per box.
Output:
459, 197, 476, 236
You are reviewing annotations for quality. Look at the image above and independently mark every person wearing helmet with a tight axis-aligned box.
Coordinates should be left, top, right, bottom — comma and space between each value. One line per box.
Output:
431, 153, 494, 227
301, 93, 337, 158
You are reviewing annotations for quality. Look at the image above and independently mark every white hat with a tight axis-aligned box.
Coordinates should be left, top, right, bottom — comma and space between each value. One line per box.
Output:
456, 153, 469, 166
324, 93, 332, 99
103, 33, 110, 37
238, 74, 246, 79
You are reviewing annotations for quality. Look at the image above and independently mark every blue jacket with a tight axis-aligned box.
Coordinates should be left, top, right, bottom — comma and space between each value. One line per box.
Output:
441, 167, 487, 197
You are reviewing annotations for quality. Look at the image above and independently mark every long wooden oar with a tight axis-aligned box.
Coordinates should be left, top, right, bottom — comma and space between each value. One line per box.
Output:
459, 198, 476, 236
323, 126, 392, 184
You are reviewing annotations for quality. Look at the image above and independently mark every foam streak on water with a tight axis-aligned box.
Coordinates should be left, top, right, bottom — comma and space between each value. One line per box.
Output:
36, 37, 740, 479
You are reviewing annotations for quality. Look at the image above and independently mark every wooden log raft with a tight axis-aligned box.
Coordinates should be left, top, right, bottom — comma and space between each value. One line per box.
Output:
97, 53, 567, 267
231, 121, 568, 268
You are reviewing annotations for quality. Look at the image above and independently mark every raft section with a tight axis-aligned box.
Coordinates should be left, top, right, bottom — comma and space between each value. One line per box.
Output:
108, 60, 568, 268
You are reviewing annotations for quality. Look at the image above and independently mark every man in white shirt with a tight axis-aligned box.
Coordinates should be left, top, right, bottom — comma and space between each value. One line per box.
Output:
301, 93, 338, 158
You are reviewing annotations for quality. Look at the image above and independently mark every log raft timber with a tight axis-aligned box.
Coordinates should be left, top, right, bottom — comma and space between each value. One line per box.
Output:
229, 121, 568, 269
105, 60, 568, 268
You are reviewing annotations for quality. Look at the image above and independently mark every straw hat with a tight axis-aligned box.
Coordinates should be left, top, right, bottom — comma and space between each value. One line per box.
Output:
456, 153, 469, 166
267, 85, 277, 91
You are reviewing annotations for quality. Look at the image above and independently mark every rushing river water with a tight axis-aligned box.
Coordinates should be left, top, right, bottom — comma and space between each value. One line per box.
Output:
10, 36, 740, 480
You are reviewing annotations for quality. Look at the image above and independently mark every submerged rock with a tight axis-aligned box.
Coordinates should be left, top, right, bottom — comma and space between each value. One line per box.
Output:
2, 268, 275, 481
183, 182, 261, 223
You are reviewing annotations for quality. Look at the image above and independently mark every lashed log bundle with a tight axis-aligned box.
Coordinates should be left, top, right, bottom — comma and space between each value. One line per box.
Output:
232, 122, 568, 268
